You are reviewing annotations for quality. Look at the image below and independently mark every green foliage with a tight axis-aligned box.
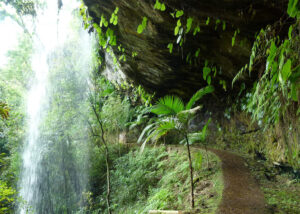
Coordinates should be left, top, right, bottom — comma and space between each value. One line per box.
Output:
109, 7, 119, 25
245, 28, 299, 127
287, 0, 300, 18
0, 102, 9, 119
145, 149, 222, 213
79, 3, 93, 29
87, 144, 129, 212
193, 25, 200, 36
185, 86, 214, 110
134, 85, 155, 107
92, 147, 223, 213
215, 19, 221, 30
138, 85, 214, 176
232, 8, 300, 167
179, 118, 211, 146
0, 32, 32, 214
154, 0, 166, 11
0, 180, 16, 213
137, 88, 214, 212
222, 21, 226, 31
0, 0, 36, 16
101, 95, 131, 135
205, 17, 210, 25
231, 29, 240, 47
151, 96, 184, 115
175, 10, 184, 18
110, 147, 168, 211
193, 152, 203, 171
137, 17, 148, 34
174, 19, 181, 36
167, 43, 173, 53
186, 17, 193, 34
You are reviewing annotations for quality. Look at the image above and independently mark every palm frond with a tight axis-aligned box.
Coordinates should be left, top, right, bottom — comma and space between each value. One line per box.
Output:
153, 119, 176, 140
151, 95, 184, 116
140, 118, 177, 153
185, 86, 214, 110
137, 123, 156, 144
179, 132, 202, 145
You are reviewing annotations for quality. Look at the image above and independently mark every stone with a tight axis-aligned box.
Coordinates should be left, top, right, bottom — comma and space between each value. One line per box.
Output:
83, 0, 286, 102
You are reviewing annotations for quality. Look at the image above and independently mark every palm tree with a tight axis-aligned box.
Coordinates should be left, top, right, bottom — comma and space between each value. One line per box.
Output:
138, 85, 214, 209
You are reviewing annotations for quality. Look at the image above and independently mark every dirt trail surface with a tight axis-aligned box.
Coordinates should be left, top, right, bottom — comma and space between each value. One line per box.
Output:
210, 149, 269, 214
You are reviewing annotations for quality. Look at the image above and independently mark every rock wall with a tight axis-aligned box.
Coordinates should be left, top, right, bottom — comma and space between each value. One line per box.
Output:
83, 0, 286, 102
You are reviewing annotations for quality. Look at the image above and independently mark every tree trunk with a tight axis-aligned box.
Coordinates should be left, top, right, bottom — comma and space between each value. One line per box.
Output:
91, 103, 112, 214
104, 144, 111, 214
185, 135, 194, 209
204, 144, 210, 169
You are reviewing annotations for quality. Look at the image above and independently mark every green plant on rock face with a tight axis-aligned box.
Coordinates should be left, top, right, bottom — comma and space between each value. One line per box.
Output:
232, 1, 300, 167
138, 85, 214, 209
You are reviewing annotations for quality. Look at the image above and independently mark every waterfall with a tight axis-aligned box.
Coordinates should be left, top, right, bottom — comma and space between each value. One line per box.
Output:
18, 0, 94, 213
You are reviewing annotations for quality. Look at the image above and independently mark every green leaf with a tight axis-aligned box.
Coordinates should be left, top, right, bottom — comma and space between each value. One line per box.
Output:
287, 0, 299, 18
138, 123, 156, 143
203, 67, 211, 81
174, 26, 179, 36
185, 86, 214, 110
290, 83, 298, 101
110, 14, 114, 24
177, 19, 182, 27
268, 41, 277, 62
281, 59, 292, 82
167, 43, 173, 53
137, 25, 143, 33
100, 15, 108, 27
195, 48, 200, 57
220, 80, 227, 91
161, 3, 166, 11
142, 17, 148, 28
152, 96, 185, 115
232, 35, 236, 47
113, 16, 118, 25
288, 25, 293, 40
206, 17, 210, 25
194, 152, 203, 170
186, 17, 193, 33
207, 76, 211, 85
232, 30, 239, 47
222, 21, 226, 31
137, 17, 148, 34
193, 26, 200, 36
154, 0, 162, 10
176, 10, 184, 18
93, 23, 102, 35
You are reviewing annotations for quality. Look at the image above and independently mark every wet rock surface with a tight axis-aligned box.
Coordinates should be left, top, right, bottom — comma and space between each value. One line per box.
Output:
83, 0, 286, 101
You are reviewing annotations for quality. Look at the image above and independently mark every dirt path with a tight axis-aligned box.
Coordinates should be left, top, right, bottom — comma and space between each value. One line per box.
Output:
209, 149, 269, 214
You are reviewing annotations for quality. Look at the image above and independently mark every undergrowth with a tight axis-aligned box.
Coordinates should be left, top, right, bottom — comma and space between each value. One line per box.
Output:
246, 157, 300, 214
87, 146, 223, 214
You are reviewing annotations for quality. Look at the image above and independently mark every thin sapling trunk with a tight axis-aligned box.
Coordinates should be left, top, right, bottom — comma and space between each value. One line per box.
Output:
185, 134, 195, 209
